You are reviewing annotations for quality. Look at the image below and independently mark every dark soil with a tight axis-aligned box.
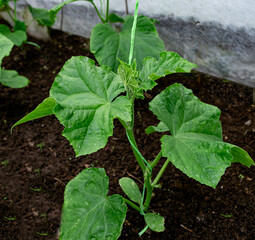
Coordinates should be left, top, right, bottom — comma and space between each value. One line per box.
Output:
1, 26, 255, 240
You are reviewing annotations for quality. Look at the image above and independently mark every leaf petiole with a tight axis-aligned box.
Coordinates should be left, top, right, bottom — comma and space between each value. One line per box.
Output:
150, 150, 162, 169
123, 198, 140, 212
152, 158, 171, 187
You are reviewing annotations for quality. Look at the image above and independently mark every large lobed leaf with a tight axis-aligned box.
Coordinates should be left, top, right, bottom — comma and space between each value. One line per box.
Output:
90, 15, 165, 72
60, 168, 127, 240
49, 56, 131, 156
138, 51, 198, 92
149, 83, 254, 188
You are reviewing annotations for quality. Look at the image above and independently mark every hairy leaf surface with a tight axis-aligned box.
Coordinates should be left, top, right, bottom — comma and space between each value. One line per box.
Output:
60, 168, 127, 240
50, 56, 131, 156
149, 83, 254, 188
139, 51, 198, 91
90, 15, 165, 72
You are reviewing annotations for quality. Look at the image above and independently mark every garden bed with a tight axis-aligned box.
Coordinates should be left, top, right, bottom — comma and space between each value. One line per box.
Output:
1, 28, 255, 240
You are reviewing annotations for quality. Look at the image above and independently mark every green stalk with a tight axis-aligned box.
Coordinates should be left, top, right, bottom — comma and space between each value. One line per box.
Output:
152, 158, 171, 187
125, 126, 146, 171
91, 1, 106, 23
105, 0, 109, 22
125, 0, 129, 15
143, 168, 153, 211
7, 8, 15, 22
14, 0, 17, 21
123, 198, 140, 212
150, 150, 162, 169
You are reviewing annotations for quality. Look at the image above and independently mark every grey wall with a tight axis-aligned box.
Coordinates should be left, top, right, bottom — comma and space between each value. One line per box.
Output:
1, 0, 255, 87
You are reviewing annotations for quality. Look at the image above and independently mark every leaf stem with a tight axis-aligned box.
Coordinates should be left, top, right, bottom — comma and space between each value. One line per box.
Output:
123, 198, 140, 212
125, 127, 146, 171
152, 158, 171, 187
150, 150, 162, 169
91, 1, 105, 23
7, 8, 15, 22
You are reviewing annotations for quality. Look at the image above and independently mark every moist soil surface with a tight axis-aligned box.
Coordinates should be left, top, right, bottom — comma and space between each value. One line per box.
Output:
1, 27, 255, 240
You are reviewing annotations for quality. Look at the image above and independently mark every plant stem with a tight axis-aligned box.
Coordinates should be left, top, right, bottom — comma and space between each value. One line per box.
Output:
91, 1, 106, 23
143, 168, 153, 211
125, 0, 129, 15
152, 158, 171, 187
150, 150, 162, 169
125, 126, 146, 171
105, 0, 109, 22
14, 0, 17, 21
123, 198, 140, 212
7, 8, 15, 22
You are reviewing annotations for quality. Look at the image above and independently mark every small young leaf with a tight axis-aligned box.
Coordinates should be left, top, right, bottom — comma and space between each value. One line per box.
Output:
0, 69, 28, 88
12, 97, 56, 130
29, 0, 93, 27
139, 51, 198, 92
29, 6, 56, 26
119, 177, 142, 204
149, 83, 254, 188
144, 213, 165, 232
50, 56, 131, 157
145, 122, 168, 134
60, 168, 127, 240
90, 15, 165, 72
0, 24, 27, 46
14, 20, 27, 31
109, 13, 125, 23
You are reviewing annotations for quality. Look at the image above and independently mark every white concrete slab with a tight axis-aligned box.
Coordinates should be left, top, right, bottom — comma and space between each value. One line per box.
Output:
1, 0, 254, 87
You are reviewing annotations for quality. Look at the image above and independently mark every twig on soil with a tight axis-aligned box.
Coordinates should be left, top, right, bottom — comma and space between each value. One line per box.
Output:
126, 171, 143, 185
180, 224, 193, 232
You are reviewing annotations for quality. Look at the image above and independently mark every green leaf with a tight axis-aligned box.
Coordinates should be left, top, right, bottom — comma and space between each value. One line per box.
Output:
119, 177, 142, 204
139, 51, 198, 91
0, 69, 28, 88
144, 213, 165, 232
90, 15, 165, 72
0, 0, 8, 9
14, 20, 27, 31
0, 33, 13, 68
0, 24, 27, 46
50, 56, 131, 157
145, 122, 168, 134
149, 83, 254, 188
29, 0, 93, 27
109, 13, 125, 23
29, 6, 56, 26
12, 97, 56, 130
60, 168, 127, 240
